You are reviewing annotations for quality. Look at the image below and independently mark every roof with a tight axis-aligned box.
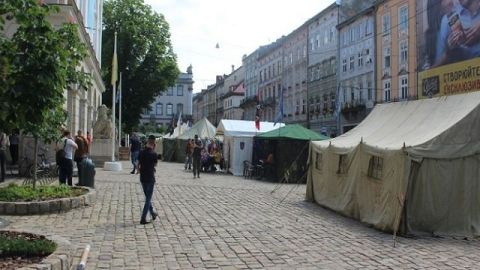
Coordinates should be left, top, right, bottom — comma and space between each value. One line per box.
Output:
178, 118, 216, 140
256, 124, 329, 141
312, 92, 480, 158
216, 120, 284, 137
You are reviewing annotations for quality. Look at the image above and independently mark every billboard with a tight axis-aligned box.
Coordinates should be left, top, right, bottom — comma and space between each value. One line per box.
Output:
417, 0, 480, 98
338, 0, 376, 24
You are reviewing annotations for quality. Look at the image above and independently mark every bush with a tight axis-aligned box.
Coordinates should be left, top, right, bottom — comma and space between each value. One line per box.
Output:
0, 231, 56, 257
0, 184, 86, 202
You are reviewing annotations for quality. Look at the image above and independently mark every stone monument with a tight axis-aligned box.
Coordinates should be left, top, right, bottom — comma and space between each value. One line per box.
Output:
90, 105, 117, 166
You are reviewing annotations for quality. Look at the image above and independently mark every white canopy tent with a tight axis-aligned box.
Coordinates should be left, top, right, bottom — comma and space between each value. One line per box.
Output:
307, 92, 480, 237
216, 120, 284, 176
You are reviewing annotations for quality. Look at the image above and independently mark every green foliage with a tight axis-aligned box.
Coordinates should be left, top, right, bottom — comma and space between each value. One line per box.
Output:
102, 0, 179, 133
0, 183, 87, 202
0, 232, 57, 257
0, 0, 91, 143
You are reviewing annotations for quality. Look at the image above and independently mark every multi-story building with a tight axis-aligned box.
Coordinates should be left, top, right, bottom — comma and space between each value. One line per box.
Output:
219, 66, 244, 121
258, 38, 284, 122
204, 76, 224, 126
240, 50, 260, 120
337, 5, 376, 134
307, 3, 339, 137
376, 0, 417, 103
140, 66, 194, 128
192, 92, 204, 123
222, 81, 245, 120
282, 24, 308, 126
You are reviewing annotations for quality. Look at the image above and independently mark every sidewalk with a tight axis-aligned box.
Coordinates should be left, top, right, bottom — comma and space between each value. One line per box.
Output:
1, 160, 479, 269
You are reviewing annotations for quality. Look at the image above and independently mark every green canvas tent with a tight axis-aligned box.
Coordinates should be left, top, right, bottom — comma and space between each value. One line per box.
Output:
254, 124, 328, 183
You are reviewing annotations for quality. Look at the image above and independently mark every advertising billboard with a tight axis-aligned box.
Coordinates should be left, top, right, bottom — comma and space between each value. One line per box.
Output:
417, 0, 480, 98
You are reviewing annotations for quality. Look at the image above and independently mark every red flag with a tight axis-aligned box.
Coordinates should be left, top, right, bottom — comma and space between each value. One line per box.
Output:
255, 93, 261, 130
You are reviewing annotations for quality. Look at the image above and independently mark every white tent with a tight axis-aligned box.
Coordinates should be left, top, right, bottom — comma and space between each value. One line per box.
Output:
307, 92, 480, 237
216, 120, 284, 176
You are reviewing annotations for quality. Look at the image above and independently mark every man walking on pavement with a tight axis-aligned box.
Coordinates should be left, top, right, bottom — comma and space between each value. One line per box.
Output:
138, 135, 158, 225
130, 133, 141, 174
192, 134, 203, 178
0, 131, 10, 183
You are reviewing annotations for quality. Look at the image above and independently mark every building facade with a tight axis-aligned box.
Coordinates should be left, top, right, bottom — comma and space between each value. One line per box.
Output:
257, 39, 284, 122
282, 24, 308, 126
140, 66, 194, 128
218, 66, 244, 122
240, 50, 260, 120
376, 0, 417, 103
222, 81, 245, 120
307, 4, 339, 137
338, 7, 376, 134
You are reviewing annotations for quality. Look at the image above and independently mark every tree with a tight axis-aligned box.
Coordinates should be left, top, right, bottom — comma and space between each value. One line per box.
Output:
0, 0, 91, 188
102, 0, 179, 133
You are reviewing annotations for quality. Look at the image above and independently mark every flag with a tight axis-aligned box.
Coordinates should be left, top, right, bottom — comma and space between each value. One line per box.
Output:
111, 32, 118, 87
255, 92, 261, 130
274, 88, 284, 126
116, 72, 122, 104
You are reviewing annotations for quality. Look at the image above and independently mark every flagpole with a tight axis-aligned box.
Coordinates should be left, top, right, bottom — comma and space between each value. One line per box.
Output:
118, 72, 122, 148
111, 31, 118, 162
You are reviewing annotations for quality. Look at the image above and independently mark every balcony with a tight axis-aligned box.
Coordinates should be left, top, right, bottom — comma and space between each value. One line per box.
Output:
240, 96, 257, 108
261, 97, 275, 107
341, 99, 366, 114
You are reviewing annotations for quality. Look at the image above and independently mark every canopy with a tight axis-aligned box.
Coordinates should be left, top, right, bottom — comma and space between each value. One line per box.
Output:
257, 124, 329, 141
216, 120, 284, 137
162, 122, 190, 139
178, 118, 216, 140
307, 91, 480, 237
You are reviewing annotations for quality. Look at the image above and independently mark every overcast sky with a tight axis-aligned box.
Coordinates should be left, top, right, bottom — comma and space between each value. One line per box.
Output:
144, 0, 336, 92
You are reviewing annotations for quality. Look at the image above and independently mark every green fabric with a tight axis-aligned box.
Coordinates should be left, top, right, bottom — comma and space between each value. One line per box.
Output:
257, 124, 329, 141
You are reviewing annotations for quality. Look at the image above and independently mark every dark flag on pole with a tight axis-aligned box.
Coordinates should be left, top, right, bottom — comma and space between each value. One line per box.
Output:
166, 114, 175, 136
255, 93, 261, 130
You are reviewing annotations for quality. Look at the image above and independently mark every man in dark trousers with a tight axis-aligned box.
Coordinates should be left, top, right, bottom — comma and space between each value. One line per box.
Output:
130, 133, 141, 174
138, 135, 158, 225
192, 134, 203, 178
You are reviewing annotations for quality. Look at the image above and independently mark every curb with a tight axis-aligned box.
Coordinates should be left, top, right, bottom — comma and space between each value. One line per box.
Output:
0, 187, 96, 215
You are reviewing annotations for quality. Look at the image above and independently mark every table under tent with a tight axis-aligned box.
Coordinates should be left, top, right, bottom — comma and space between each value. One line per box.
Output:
253, 124, 328, 183
216, 120, 284, 176
172, 118, 217, 163
307, 92, 480, 238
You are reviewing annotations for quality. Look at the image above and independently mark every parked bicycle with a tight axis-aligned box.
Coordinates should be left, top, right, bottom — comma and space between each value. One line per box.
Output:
22, 149, 59, 186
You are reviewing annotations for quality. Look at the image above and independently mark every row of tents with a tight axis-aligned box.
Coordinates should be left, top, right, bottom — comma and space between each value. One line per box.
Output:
155, 91, 480, 238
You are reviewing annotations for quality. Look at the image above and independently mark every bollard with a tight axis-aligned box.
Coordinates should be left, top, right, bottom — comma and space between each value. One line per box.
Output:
77, 244, 91, 270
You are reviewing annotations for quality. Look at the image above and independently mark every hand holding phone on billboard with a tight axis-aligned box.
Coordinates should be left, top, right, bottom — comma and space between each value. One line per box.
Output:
464, 21, 480, 46
447, 12, 466, 48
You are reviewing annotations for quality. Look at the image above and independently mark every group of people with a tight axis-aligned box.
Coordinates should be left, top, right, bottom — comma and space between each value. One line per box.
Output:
184, 136, 223, 177
57, 129, 92, 186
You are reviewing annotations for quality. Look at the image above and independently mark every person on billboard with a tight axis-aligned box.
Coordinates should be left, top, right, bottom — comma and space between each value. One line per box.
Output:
435, 0, 480, 67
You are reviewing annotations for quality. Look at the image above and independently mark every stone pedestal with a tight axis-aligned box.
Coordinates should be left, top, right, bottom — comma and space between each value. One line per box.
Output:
90, 139, 117, 167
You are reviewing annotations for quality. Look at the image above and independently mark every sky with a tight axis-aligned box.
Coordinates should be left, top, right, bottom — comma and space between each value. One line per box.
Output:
144, 0, 336, 93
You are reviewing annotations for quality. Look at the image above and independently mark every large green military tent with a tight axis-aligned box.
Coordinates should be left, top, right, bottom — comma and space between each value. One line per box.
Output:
254, 124, 328, 183
307, 92, 480, 237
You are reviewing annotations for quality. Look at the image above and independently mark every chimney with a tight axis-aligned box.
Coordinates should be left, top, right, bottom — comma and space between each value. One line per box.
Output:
216, 75, 223, 84
231, 65, 235, 73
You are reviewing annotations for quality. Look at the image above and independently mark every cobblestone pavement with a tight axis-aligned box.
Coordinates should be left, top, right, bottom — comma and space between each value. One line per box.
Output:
1, 161, 479, 269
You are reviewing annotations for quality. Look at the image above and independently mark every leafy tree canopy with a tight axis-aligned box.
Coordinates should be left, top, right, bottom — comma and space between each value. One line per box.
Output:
102, 0, 179, 133
0, 0, 91, 143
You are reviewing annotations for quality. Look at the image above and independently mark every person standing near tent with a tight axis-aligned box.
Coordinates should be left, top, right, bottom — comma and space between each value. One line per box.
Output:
192, 134, 203, 178
137, 135, 158, 224
130, 133, 141, 174
185, 138, 194, 170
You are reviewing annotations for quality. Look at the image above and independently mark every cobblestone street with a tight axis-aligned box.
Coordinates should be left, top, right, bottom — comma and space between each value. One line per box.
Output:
1, 161, 479, 269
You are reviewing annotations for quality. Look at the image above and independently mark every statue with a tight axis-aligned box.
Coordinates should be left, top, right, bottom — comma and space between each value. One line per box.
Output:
93, 105, 113, 139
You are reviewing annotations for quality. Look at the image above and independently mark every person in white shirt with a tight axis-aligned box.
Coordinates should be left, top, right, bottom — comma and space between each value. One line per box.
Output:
59, 130, 78, 186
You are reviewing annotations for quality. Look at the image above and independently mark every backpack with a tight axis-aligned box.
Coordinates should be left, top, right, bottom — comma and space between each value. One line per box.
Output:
56, 139, 67, 165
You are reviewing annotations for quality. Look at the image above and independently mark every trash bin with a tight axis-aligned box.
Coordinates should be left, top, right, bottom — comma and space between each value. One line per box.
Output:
80, 158, 96, 188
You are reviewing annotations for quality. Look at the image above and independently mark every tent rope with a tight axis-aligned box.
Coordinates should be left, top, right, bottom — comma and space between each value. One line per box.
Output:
271, 142, 310, 194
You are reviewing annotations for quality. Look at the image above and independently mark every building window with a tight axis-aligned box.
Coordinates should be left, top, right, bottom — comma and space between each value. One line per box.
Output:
337, 154, 348, 174
384, 47, 391, 69
400, 76, 408, 100
310, 37, 315, 51
166, 103, 173, 115
167, 87, 173, 96
315, 153, 323, 171
383, 80, 391, 102
177, 85, 184, 96
382, 13, 391, 35
400, 40, 408, 66
329, 26, 335, 43
349, 56, 355, 70
368, 155, 383, 179
342, 58, 347, 72
399, 5, 408, 31
349, 27, 355, 43
358, 53, 364, 67
367, 81, 372, 100
366, 18, 373, 35
155, 103, 163, 115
